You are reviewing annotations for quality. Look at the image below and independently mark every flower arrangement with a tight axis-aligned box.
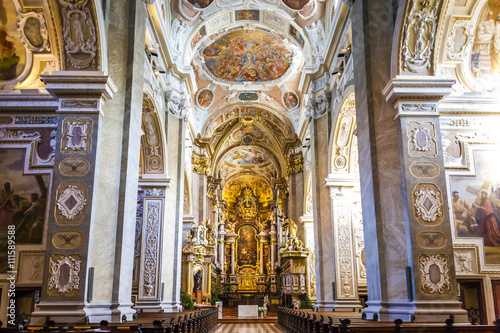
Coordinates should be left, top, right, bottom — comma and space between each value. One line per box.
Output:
258, 306, 267, 313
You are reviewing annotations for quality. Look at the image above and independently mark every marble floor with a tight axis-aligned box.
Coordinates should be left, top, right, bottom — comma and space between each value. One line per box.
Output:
214, 323, 282, 332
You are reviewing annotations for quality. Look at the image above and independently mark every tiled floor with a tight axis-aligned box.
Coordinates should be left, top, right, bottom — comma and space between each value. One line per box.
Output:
214, 323, 282, 332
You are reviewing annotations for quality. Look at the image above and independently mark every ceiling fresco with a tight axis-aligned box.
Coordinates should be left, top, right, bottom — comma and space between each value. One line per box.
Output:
204, 105, 293, 138
283, 0, 311, 10
187, 0, 214, 9
222, 173, 273, 203
202, 30, 293, 82
224, 146, 272, 167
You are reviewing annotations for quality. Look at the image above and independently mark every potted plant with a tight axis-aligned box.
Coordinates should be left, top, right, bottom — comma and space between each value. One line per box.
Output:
258, 306, 267, 318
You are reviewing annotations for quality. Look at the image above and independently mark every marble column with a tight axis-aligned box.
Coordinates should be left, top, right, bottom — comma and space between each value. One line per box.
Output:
383, 78, 467, 322
160, 108, 186, 312
351, 0, 410, 321
325, 179, 362, 310
287, 153, 305, 239
309, 106, 336, 311
31, 73, 116, 325
191, 172, 207, 225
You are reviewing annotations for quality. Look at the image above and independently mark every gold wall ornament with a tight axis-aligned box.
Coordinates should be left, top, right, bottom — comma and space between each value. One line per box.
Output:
238, 272, 257, 290
192, 154, 210, 174
419, 253, 451, 294
287, 153, 304, 174
237, 187, 258, 218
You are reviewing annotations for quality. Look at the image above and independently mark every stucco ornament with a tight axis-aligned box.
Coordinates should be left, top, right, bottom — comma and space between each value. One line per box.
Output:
419, 253, 451, 294
56, 185, 87, 220
48, 255, 82, 295
401, 0, 441, 73
413, 185, 442, 222
58, 0, 97, 69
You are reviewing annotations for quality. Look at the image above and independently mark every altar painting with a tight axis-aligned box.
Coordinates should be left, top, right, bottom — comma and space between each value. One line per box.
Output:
0, 0, 26, 81
237, 225, 258, 267
450, 150, 500, 265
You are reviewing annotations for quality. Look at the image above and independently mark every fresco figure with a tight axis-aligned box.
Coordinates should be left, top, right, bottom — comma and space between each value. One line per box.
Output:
452, 191, 478, 237
490, 16, 500, 75
473, 190, 500, 247
473, 11, 495, 55
0, 181, 14, 230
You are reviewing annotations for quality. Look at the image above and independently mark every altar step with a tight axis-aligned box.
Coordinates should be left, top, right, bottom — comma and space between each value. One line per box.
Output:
220, 307, 278, 323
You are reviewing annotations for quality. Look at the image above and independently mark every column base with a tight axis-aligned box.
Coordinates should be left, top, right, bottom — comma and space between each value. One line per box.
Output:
412, 300, 468, 323
363, 300, 468, 323
313, 300, 337, 312
135, 299, 162, 313
30, 301, 87, 325
161, 301, 182, 312
110, 301, 136, 322
333, 298, 363, 311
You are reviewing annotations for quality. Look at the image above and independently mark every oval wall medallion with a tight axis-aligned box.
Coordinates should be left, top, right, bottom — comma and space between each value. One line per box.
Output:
410, 161, 440, 178
52, 230, 84, 249
59, 158, 90, 176
417, 231, 446, 249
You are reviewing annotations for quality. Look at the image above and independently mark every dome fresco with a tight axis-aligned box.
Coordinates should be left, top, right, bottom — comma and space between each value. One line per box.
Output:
202, 30, 293, 82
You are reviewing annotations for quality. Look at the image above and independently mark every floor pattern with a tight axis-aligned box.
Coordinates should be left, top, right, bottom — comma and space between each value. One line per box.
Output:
214, 323, 282, 332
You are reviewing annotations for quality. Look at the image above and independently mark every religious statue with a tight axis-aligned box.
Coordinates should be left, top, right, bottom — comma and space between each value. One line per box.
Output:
193, 269, 202, 292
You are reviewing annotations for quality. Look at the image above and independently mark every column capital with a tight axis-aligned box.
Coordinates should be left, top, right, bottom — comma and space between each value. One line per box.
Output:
41, 71, 117, 113
382, 77, 455, 118
324, 178, 357, 197
139, 174, 172, 188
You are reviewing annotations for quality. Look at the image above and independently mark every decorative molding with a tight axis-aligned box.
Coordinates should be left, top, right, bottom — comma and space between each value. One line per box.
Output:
401, 0, 442, 73
406, 121, 437, 157
305, 91, 331, 119
48, 254, 82, 296
166, 92, 191, 121
61, 118, 93, 154
58, 0, 97, 69
192, 153, 210, 175
446, 19, 474, 61
410, 161, 439, 178
59, 158, 90, 177
141, 201, 162, 298
144, 188, 166, 197
417, 231, 446, 249
334, 200, 355, 298
56, 185, 87, 221
419, 253, 451, 294
52, 230, 84, 250
287, 153, 304, 175
454, 251, 473, 274
17, 10, 50, 52
413, 183, 443, 225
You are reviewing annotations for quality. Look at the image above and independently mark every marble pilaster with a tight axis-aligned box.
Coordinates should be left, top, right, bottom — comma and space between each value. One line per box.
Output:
31, 72, 116, 324
310, 112, 336, 311
383, 78, 467, 322
325, 179, 362, 310
160, 111, 186, 312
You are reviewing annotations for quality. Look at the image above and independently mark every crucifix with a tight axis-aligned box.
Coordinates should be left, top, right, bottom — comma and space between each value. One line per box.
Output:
466, 173, 500, 207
